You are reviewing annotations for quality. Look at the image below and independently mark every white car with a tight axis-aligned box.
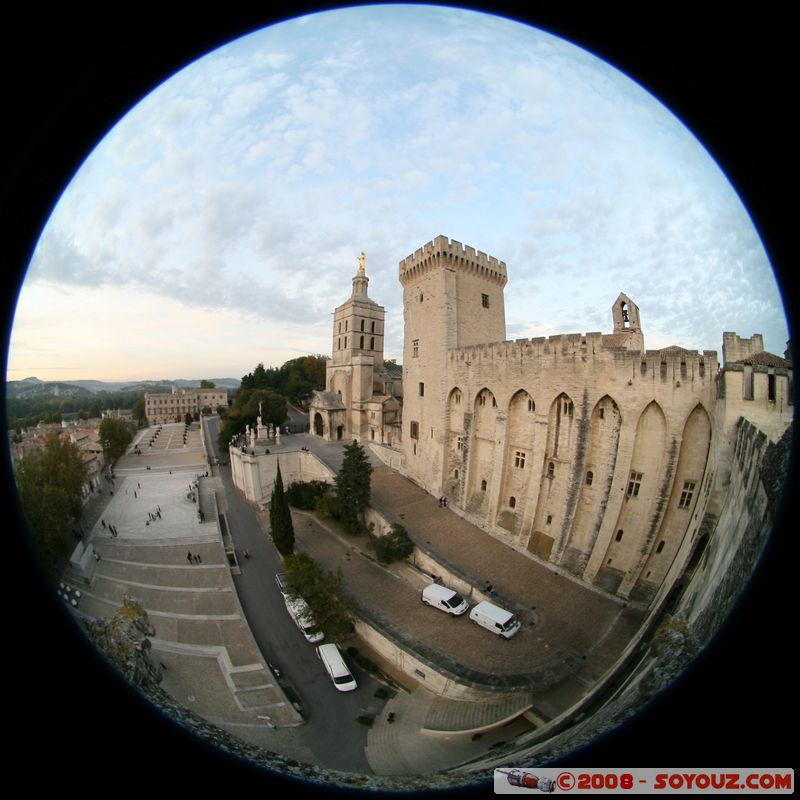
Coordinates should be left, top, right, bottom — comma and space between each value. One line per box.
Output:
422, 583, 470, 615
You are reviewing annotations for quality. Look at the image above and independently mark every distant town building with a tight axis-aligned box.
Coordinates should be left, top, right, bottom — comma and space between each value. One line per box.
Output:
144, 385, 228, 425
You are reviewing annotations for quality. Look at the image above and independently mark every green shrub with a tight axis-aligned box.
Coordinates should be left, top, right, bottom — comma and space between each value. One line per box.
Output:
286, 480, 331, 510
370, 524, 414, 564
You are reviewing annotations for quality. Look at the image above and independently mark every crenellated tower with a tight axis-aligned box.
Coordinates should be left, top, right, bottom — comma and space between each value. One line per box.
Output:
399, 235, 508, 493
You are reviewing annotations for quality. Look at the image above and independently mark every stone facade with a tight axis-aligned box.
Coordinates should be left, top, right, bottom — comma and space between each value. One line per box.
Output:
145, 385, 228, 425
314, 236, 793, 604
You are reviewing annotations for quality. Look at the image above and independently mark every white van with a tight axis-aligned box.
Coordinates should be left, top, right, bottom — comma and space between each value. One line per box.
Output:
284, 596, 324, 643
316, 643, 357, 692
469, 600, 521, 639
421, 583, 469, 615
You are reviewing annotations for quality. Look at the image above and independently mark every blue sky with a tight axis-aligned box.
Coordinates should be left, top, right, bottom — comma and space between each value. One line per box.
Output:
7, 5, 788, 382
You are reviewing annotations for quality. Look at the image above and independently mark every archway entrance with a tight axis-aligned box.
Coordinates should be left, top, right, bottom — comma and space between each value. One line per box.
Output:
313, 413, 323, 437
336, 425, 344, 441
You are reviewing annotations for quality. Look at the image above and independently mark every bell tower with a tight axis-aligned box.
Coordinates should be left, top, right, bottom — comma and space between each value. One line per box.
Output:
325, 252, 386, 440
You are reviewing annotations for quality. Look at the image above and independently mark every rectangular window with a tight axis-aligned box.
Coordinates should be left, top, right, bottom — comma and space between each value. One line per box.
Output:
419, 382, 424, 397
678, 480, 696, 509
481, 293, 490, 308
412, 339, 419, 358
768, 373, 776, 402
370, 337, 375, 350
457, 435, 464, 451
410, 421, 419, 439
627, 471, 643, 498
514, 451, 526, 469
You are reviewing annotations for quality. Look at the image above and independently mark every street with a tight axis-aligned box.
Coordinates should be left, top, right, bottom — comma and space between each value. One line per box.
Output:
204, 416, 386, 773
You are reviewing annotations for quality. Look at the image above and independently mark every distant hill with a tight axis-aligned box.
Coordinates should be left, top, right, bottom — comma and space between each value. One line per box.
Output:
6, 377, 241, 399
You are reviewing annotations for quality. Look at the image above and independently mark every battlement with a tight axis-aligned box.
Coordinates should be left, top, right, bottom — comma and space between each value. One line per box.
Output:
399, 235, 508, 286
447, 334, 717, 375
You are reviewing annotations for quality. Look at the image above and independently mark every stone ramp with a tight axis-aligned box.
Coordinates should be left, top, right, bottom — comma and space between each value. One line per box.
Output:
366, 687, 536, 776
422, 692, 538, 734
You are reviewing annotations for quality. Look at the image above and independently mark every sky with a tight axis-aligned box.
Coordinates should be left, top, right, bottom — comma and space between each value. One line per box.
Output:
6, 4, 789, 383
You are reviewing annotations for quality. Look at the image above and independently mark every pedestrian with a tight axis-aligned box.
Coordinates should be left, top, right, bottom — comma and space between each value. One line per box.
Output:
134, 491, 137, 499
138, 482, 141, 489
157, 511, 161, 519
196, 554, 202, 564
93, 552, 101, 562
101, 520, 106, 529
485, 582, 493, 593
443, 497, 447, 507
438, 497, 443, 507
187, 552, 193, 563
244, 549, 251, 559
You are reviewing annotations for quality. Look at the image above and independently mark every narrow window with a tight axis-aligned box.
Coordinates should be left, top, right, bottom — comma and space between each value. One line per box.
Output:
656, 540, 665, 554
419, 382, 424, 397
453, 391, 461, 405
586, 470, 594, 486
370, 337, 375, 350
457, 436, 464, 451
338, 321, 341, 333
768, 373, 776, 402
410, 421, 419, 439
360, 335, 364, 349
412, 339, 419, 358
547, 462, 555, 478
615, 529, 624, 542
546, 514, 552, 525
509, 496, 516, 509
371, 321, 375, 333
492, 396, 497, 408
514, 451, 526, 469
599, 407, 605, 419
481, 479, 487, 491
454, 469, 459, 479
627, 471, 642, 498
345, 320, 348, 331
528, 398, 534, 412
678, 480, 696, 509
344, 336, 347, 348
360, 319, 365, 331
481, 293, 490, 308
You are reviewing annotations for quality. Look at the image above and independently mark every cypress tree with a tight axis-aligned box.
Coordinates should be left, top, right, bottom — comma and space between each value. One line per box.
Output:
334, 440, 372, 534
269, 462, 295, 555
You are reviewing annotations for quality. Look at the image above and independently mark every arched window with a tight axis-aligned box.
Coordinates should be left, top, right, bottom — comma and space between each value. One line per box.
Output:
586, 470, 594, 486
360, 335, 364, 349
528, 398, 534, 412
509, 496, 516, 508
454, 469, 459, 480
481, 479, 487, 491
656, 540, 665, 554
360, 319, 365, 331
615, 529, 624, 542
547, 462, 555, 478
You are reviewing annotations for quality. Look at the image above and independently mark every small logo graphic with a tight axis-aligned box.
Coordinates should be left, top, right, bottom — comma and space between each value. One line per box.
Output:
556, 772, 575, 791
499, 769, 556, 792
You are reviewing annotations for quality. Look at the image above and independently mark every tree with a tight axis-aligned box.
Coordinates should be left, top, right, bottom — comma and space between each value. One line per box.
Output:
284, 552, 356, 641
132, 396, 148, 427
98, 416, 133, 461
334, 440, 373, 534
269, 463, 294, 555
15, 432, 87, 566
241, 389, 287, 428
184, 412, 193, 426
200, 379, 216, 388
